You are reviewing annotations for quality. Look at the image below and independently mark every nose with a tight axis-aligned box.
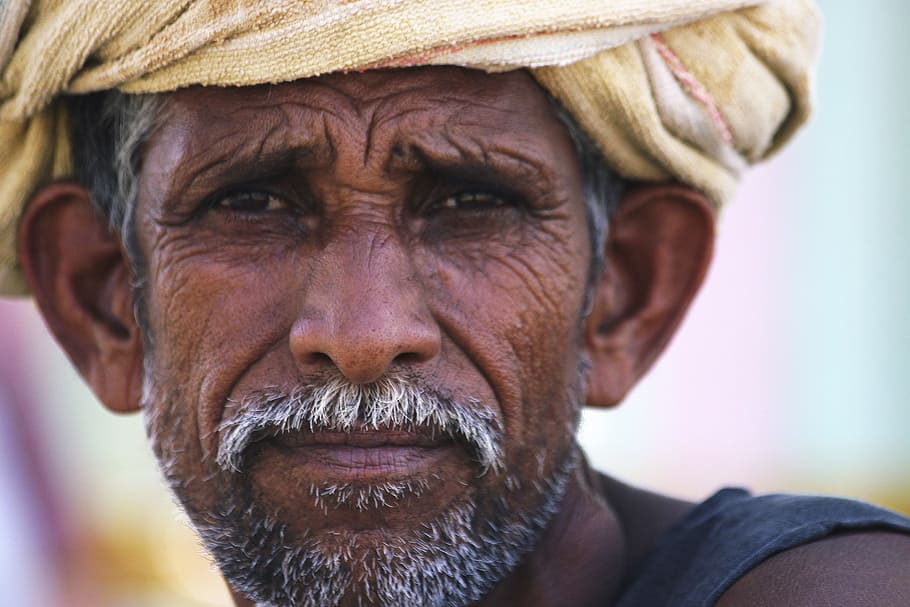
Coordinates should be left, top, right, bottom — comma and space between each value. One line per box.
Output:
289, 231, 441, 384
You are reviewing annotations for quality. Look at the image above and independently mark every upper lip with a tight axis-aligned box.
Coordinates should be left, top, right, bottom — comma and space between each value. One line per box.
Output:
268, 426, 454, 449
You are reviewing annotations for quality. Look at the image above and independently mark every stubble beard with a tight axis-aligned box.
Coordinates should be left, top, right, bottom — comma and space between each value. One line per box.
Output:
142, 367, 581, 607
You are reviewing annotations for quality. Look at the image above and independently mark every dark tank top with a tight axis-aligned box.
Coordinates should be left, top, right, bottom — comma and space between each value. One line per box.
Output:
613, 488, 910, 607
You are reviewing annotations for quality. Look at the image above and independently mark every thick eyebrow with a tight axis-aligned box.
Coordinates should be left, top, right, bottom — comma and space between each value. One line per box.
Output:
391, 130, 565, 197
154, 115, 334, 208
188, 145, 324, 192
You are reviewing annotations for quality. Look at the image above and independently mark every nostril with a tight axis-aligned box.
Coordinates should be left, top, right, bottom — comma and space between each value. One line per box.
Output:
299, 351, 334, 367
394, 351, 430, 366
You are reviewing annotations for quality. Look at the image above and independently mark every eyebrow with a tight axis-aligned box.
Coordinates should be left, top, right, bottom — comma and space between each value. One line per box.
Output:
395, 133, 561, 196
154, 104, 564, 210
160, 138, 332, 208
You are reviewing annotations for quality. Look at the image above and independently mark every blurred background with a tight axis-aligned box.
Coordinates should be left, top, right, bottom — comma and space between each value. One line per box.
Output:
0, 1, 908, 605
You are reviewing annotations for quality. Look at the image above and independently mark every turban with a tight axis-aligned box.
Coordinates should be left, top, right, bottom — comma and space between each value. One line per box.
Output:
0, 0, 820, 295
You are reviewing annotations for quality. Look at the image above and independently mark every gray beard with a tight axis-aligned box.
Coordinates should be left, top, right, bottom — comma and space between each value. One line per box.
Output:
196, 450, 577, 607
144, 369, 581, 607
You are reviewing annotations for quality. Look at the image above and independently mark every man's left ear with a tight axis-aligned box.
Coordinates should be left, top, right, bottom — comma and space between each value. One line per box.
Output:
584, 183, 715, 407
17, 180, 144, 413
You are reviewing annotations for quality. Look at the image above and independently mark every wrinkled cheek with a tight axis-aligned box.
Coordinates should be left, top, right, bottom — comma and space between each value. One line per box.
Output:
416, 246, 586, 491
141, 250, 270, 454
141, 377, 228, 516
491, 281, 587, 490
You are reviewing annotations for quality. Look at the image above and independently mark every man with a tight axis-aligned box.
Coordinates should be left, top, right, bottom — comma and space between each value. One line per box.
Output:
2, 1, 909, 606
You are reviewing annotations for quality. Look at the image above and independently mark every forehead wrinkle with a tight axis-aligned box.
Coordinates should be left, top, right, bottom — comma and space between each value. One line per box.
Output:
394, 124, 562, 188
279, 79, 382, 155
371, 95, 523, 144
152, 105, 337, 206
188, 100, 336, 159
384, 89, 547, 126
227, 90, 377, 173
341, 86, 527, 171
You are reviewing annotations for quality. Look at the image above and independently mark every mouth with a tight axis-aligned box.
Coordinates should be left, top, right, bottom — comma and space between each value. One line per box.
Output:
261, 427, 459, 479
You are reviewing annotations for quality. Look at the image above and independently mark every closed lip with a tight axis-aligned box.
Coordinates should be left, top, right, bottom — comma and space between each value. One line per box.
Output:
262, 430, 458, 478
270, 428, 454, 449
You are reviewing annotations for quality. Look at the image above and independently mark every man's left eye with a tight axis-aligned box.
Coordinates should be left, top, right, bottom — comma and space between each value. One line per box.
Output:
215, 191, 289, 213
434, 192, 507, 211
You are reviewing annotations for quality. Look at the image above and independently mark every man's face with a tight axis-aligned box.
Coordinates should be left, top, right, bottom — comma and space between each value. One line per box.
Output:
134, 67, 593, 605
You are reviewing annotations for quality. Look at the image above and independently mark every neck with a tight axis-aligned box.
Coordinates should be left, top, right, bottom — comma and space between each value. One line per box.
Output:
471, 461, 627, 607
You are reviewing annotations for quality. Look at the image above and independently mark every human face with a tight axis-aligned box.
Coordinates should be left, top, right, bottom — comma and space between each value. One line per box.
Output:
134, 67, 592, 605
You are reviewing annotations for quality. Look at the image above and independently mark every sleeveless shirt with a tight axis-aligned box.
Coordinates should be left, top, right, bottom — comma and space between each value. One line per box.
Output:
613, 488, 910, 607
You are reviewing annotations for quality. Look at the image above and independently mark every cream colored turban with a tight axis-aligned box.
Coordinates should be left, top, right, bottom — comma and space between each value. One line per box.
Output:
0, 0, 820, 295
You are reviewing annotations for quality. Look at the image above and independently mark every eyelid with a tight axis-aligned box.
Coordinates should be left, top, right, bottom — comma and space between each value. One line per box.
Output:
215, 190, 289, 212
416, 160, 537, 212
436, 191, 505, 210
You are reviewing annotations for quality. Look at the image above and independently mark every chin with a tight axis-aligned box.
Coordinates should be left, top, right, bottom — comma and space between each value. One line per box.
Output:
190, 447, 579, 607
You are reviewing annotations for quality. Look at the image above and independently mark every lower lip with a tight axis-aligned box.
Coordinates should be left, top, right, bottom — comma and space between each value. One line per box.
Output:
263, 441, 459, 479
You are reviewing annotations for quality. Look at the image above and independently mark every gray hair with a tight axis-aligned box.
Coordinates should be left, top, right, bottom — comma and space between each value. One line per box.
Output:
67, 91, 163, 332
66, 87, 622, 285
68, 92, 161, 265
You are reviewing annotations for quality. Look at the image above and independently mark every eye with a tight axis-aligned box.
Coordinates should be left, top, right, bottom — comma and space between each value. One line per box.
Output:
214, 191, 289, 213
432, 192, 508, 212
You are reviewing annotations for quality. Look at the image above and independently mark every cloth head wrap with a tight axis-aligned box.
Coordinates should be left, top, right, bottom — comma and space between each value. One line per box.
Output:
0, 0, 820, 295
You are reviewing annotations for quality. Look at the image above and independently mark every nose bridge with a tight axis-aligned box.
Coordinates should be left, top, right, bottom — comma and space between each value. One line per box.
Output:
291, 220, 440, 383
330, 225, 419, 329
345, 222, 408, 293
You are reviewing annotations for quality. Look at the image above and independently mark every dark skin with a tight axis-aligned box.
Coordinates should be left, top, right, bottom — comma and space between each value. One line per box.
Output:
18, 67, 910, 606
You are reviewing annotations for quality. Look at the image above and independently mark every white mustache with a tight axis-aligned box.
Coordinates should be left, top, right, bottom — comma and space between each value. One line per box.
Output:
216, 372, 503, 474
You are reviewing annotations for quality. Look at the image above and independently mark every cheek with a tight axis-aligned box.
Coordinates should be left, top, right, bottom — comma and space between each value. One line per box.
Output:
417, 220, 590, 448
143, 230, 302, 461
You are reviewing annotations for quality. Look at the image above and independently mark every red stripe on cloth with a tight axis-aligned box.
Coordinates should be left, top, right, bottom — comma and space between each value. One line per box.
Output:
650, 33, 734, 145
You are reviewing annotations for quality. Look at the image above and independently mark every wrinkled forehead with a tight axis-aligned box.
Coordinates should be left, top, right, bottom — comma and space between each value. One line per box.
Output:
149, 67, 572, 165
166, 66, 553, 119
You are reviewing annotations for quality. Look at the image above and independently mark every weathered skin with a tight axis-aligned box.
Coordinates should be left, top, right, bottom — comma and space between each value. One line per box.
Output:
20, 67, 910, 607
134, 67, 620, 605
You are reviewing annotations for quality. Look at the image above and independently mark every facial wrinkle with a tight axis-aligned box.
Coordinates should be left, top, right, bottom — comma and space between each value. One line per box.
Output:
131, 68, 597, 607
362, 226, 400, 278
149, 107, 336, 216
497, 243, 577, 320
400, 128, 557, 200
362, 103, 380, 169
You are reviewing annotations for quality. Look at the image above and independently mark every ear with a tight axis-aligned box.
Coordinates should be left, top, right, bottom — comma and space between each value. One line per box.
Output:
17, 181, 144, 413
584, 183, 715, 407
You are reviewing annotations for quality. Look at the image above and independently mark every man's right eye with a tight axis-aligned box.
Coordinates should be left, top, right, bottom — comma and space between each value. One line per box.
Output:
214, 191, 289, 213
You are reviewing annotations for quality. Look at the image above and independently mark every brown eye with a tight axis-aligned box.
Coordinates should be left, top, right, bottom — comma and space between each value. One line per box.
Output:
216, 191, 288, 213
435, 192, 507, 211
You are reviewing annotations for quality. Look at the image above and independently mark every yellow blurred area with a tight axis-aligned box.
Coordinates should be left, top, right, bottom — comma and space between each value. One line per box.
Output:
61, 507, 231, 607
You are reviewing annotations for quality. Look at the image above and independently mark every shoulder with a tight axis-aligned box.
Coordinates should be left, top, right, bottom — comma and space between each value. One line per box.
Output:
715, 530, 910, 607
608, 488, 910, 607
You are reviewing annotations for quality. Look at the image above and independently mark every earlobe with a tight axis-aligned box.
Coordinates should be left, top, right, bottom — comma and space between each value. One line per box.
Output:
584, 183, 715, 407
17, 181, 144, 413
